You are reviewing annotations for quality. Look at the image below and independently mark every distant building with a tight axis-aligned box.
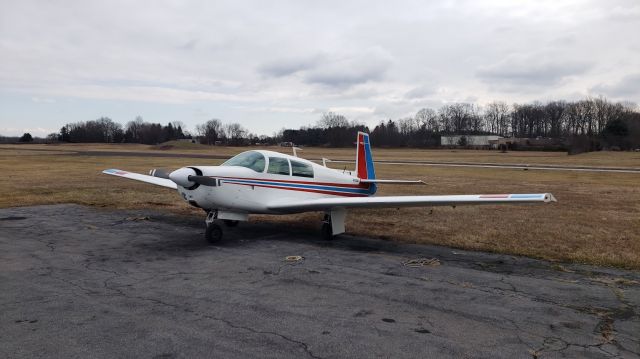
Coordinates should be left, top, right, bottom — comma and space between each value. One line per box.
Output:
441, 135, 502, 149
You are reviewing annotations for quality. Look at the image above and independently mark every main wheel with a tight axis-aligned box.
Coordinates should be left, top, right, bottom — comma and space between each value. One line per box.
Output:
223, 220, 239, 227
321, 222, 334, 241
205, 223, 223, 244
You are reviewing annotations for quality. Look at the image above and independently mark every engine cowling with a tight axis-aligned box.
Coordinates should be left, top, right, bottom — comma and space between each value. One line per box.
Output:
169, 167, 201, 189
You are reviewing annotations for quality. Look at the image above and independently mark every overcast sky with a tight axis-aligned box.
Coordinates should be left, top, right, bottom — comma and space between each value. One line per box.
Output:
1, 0, 639, 137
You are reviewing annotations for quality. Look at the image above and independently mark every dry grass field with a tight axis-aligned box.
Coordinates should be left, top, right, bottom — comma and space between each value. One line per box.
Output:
1, 144, 639, 269
4, 142, 640, 167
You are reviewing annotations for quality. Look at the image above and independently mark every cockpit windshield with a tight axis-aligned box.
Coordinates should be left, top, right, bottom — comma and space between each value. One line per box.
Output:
221, 151, 266, 172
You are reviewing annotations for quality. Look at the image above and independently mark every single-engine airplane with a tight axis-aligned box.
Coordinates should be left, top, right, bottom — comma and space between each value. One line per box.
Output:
103, 132, 556, 243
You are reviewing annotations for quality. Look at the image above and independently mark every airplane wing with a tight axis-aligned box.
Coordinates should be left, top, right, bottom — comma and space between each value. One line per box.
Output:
102, 169, 177, 189
267, 193, 556, 213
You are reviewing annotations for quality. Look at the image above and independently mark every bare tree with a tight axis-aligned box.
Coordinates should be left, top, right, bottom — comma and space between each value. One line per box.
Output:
196, 119, 223, 145
224, 122, 247, 146
415, 108, 439, 132
317, 112, 349, 128
125, 116, 145, 142
484, 102, 510, 136
544, 101, 566, 138
438, 103, 480, 134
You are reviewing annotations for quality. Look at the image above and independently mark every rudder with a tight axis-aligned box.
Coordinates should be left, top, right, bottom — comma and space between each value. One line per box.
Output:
355, 132, 375, 180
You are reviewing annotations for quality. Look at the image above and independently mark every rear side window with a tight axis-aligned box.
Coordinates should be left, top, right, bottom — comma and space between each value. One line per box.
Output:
290, 160, 314, 178
267, 157, 290, 175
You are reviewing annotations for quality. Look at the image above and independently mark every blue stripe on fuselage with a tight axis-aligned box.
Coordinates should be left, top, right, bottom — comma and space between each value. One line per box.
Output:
222, 178, 371, 195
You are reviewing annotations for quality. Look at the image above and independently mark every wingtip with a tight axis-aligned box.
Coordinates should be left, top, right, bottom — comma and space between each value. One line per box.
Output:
102, 168, 124, 175
545, 193, 558, 203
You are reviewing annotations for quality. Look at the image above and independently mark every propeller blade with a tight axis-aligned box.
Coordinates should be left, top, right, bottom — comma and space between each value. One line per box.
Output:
149, 169, 171, 179
188, 175, 218, 186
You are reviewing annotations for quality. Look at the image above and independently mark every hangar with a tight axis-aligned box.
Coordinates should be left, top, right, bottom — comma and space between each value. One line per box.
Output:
440, 135, 502, 149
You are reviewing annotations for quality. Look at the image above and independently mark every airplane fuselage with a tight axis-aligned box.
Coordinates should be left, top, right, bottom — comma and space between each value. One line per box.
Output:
171, 150, 376, 216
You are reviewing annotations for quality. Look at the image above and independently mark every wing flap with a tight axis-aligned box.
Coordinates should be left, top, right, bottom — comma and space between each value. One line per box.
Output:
102, 169, 177, 189
267, 193, 556, 212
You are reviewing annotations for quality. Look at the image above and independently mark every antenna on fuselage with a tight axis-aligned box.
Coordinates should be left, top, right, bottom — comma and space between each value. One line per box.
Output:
322, 158, 331, 167
292, 146, 302, 157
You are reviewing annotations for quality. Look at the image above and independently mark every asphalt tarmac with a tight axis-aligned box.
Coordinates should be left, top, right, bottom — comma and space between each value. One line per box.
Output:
1, 204, 638, 358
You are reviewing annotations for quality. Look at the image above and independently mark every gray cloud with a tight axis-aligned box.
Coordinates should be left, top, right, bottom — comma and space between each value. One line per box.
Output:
304, 48, 392, 87
591, 74, 640, 99
259, 49, 392, 87
476, 55, 592, 88
303, 62, 388, 87
404, 85, 437, 99
258, 56, 322, 77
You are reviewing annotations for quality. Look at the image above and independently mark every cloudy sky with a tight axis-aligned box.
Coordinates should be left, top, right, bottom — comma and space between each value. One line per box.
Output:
1, 0, 639, 137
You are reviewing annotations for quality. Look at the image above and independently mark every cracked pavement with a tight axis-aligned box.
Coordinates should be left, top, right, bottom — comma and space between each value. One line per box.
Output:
1, 204, 639, 358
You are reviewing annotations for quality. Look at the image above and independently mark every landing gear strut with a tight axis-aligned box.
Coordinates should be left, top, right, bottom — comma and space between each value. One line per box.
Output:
321, 214, 334, 241
205, 210, 223, 244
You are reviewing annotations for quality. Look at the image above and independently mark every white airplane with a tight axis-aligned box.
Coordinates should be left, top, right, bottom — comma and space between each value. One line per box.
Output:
103, 132, 556, 243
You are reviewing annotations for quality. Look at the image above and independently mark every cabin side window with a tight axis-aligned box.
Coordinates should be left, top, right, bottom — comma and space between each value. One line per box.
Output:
267, 157, 291, 175
290, 160, 314, 178
221, 151, 266, 172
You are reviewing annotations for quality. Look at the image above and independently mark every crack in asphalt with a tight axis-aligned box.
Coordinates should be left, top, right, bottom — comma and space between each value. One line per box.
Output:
199, 314, 323, 359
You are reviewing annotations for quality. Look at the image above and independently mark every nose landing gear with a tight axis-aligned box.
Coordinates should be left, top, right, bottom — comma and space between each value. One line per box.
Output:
205, 210, 223, 243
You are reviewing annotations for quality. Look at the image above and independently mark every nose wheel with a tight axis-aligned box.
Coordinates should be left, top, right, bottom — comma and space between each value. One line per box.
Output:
205, 223, 223, 243
205, 210, 223, 244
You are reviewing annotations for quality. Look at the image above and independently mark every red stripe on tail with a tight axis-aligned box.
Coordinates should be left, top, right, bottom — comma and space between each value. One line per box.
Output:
357, 133, 368, 179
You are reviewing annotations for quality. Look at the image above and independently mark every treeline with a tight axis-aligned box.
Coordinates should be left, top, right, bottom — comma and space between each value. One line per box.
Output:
281, 113, 368, 147
56, 117, 188, 144
40, 96, 640, 150
52, 116, 273, 146
195, 119, 272, 146
280, 98, 640, 150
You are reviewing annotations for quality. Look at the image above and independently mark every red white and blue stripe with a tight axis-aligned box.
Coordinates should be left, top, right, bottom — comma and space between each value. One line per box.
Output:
217, 176, 374, 197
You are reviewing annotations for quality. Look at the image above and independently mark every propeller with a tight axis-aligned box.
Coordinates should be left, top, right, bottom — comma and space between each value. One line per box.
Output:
187, 176, 217, 186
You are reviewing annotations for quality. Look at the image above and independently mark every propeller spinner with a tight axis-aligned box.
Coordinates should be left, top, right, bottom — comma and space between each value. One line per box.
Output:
167, 167, 217, 188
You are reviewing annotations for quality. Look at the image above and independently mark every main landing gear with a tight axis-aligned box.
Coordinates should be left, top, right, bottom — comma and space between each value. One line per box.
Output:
321, 208, 346, 241
321, 214, 333, 241
204, 209, 344, 244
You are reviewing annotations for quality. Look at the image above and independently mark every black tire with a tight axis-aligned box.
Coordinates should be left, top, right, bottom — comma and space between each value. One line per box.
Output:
223, 220, 239, 227
205, 223, 223, 244
321, 222, 333, 241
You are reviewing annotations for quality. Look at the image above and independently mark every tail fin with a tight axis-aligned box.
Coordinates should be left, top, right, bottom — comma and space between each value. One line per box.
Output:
355, 132, 375, 180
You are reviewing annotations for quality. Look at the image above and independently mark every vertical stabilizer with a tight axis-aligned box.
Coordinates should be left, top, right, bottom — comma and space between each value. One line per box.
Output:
355, 132, 376, 180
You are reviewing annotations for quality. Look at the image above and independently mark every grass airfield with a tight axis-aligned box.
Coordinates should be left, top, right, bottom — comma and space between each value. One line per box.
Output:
1, 142, 639, 269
